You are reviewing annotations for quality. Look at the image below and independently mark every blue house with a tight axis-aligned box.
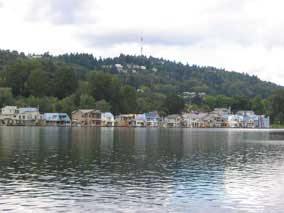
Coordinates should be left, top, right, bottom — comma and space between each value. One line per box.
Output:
145, 111, 160, 127
43, 113, 71, 127
131, 114, 147, 127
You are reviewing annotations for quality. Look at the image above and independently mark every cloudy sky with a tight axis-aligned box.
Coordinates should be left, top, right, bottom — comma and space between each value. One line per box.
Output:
0, 0, 284, 85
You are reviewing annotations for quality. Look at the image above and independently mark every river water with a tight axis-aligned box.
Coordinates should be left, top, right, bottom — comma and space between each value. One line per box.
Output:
0, 127, 284, 212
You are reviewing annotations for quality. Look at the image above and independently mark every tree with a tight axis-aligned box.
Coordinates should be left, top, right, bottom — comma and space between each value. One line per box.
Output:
54, 65, 78, 99
88, 71, 121, 113
5, 60, 31, 96
267, 90, 284, 124
56, 96, 76, 115
95, 99, 111, 112
88, 71, 116, 100
231, 96, 251, 112
79, 94, 96, 109
0, 87, 14, 107
164, 94, 185, 114
119, 85, 137, 113
250, 96, 265, 115
203, 95, 216, 110
26, 69, 50, 97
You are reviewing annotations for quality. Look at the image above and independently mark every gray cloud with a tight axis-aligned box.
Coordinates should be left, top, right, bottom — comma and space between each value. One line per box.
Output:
27, 0, 92, 25
0, 1, 3, 8
80, 31, 202, 47
76, 0, 259, 48
79, 22, 256, 48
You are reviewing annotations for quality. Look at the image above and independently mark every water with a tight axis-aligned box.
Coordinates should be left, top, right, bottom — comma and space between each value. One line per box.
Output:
0, 127, 284, 212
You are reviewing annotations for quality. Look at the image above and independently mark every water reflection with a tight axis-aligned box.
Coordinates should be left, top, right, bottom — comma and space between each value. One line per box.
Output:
0, 127, 284, 212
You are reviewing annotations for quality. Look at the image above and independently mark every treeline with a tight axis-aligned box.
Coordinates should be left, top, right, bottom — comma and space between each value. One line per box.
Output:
58, 53, 281, 98
0, 50, 284, 124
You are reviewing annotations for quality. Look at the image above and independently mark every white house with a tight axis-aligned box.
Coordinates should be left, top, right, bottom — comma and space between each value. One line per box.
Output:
163, 114, 182, 128
0, 106, 41, 126
182, 113, 208, 128
131, 114, 146, 127
101, 112, 115, 127
18, 107, 42, 126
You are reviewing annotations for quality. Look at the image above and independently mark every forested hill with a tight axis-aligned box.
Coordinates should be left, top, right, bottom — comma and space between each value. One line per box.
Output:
0, 49, 283, 120
0, 50, 281, 98
57, 53, 281, 98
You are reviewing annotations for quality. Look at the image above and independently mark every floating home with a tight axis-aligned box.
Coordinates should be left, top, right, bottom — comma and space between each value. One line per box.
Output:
43, 113, 71, 127
71, 109, 102, 127
0, 106, 41, 126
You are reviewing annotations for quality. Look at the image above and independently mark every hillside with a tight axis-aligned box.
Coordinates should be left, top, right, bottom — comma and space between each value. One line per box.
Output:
0, 49, 283, 119
57, 53, 282, 98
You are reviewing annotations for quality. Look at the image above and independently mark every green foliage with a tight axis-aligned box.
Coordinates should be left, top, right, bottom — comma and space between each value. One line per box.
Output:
54, 65, 78, 99
87, 71, 121, 113
0, 87, 14, 107
15, 96, 58, 113
0, 50, 283, 119
137, 93, 165, 113
267, 90, 284, 124
164, 94, 185, 114
95, 99, 111, 112
5, 59, 32, 96
119, 85, 137, 113
56, 96, 76, 115
79, 94, 96, 109
250, 96, 265, 115
231, 96, 252, 112
26, 69, 50, 96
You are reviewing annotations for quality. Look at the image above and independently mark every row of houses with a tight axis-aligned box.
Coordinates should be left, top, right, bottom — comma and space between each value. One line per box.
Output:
171, 109, 270, 128
0, 106, 116, 127
0, 106, 71, 127
0, 106, 270, 128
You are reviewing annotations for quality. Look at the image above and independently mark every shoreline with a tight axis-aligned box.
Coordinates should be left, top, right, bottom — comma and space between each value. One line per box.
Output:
0, 126, 282, 130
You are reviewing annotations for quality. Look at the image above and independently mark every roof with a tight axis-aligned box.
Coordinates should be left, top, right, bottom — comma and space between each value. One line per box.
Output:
72, 109, 101, 114
43, 113, 71, 121
102, 112, 114, 117
166, 114, 181, 119
236, 111, 255, 116
18, 107, 39, 113
135, 114, 146, 121
183, 113, 208, 119
2, 106, 17, 110
145, 112, 160, 119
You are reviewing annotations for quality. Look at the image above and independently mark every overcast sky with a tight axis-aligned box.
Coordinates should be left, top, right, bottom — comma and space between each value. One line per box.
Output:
0, 0, 284, 85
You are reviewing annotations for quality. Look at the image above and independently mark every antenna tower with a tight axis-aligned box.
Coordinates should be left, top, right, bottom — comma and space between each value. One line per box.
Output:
140, 36, 144, 56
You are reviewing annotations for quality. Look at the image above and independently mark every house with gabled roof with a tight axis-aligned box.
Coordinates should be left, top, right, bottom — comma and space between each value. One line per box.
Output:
71, 109, 101, 127
145, 111, 160, 127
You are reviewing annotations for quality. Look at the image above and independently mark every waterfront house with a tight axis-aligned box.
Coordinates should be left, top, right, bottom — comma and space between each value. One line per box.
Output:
163, 114, 182, 128
0, 106, 19, 126
145, 111, 160, 127
71, 109, 102, 127
227, 115, 241, 128
182, 113, 208, 128
236, 111, 257, 128
43, 113, 71, 127
131, 114, 146, 127
115, 114, 135, 127
0, 106, 41, 126
203, 113, 228, 128
257, 115, 270, 128
18, 107, 41, 126
101, 112, 115, 127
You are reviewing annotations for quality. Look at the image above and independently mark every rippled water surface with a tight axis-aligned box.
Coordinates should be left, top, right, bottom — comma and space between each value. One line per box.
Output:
0, 127, 284, 212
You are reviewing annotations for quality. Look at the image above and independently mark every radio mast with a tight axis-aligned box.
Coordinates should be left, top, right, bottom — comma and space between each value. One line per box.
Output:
140, 36, 144, 56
